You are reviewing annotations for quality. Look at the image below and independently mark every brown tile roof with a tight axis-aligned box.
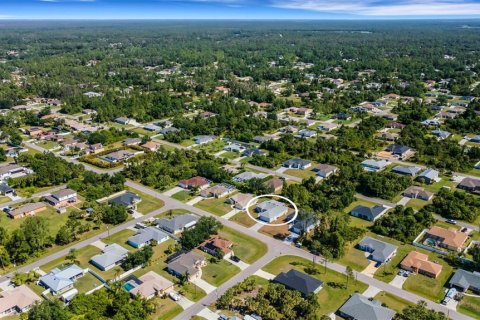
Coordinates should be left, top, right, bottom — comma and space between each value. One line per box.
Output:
265, 178, 283, 191
179, 176, 210, 188
200, 236, 233, 255
427, 226, 468, 249
400, 251, 443, 277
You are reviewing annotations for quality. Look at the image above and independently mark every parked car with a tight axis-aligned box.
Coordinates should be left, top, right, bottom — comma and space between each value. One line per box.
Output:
169, 292, 181, 301
446, 219, 457, 224
230, 255, 241, 263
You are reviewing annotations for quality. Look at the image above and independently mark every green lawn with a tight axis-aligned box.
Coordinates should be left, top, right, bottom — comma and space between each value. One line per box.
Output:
230, 211, 257, 228
132, 127, 156, 137
197, 250, 240, 286
218, 226, 267, 264
172, 190, 195, 202
337, 246, 370, 272
457, 294, 480, 319
103, 229, 137, 251
406, 198, 430, 211
151, 297, 183, 320
0, 196, 11, 205
374, 291, 414, 313
179, 139, 195, 147
155, 208, 191, 219
194, 197, 232, 216
40, 245, 102, 272
219, 151, 239, 160
126, 186, 165, 214
37, 140, 60, 150
263, 255, 368, 317
195, 140, 225, 154
284, 168, 317, 180
75, 272, 104, 293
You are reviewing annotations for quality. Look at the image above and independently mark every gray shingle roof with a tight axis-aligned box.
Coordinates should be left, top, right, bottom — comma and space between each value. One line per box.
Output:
156, 214, 198, 233
108, 192, 141, 207
449, 269, 480, 291
273, 269, 323, 296
128, 227, 169, 247
90, 244, 128, 269
39, 264, 84, 293
358, 237, 398, 263
392, 165, 421, 175
338, 293, 396, 320
351, 205, 386, 221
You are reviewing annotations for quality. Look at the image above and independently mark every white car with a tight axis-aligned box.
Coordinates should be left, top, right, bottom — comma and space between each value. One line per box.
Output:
169, 292, 181, 301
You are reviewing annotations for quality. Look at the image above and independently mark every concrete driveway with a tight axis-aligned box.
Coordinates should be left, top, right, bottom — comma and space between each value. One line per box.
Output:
363, 285, 382, 298
224, 256, 249, 271
193, 278, 216, 294
361, 261, 379, 277
176, 295, 194, 309
197, 307, 220, 320
389, 275, 408, 288
186, 196, 203, 206
254, 269, 276, 280
396, 196, 411, 206
162, 186, 183, 196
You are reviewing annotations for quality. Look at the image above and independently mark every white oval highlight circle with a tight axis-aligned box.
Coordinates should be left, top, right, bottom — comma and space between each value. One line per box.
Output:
244, 194, 298, 227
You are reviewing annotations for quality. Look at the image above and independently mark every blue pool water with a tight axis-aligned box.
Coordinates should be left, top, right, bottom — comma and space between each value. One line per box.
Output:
123, 282, 135, 292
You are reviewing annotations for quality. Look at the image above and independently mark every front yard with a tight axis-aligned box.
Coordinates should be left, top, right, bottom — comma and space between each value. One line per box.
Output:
218, 226, 267, 264
126, 186, 165, 214
194, 197, 232, 216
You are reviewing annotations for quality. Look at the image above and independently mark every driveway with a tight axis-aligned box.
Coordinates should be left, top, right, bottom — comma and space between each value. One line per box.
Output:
222, 208, 238, 220
275, 167, 288, 174
162, 186, 183, 196
214, 150, 227, 157
193, 278, 216, 294
254, 269, 276, 280
186, 196, 203, 206
224, 256, 249, 271
131, 210, 143, 219
249, 222, 263, 232
396, 196, 411, 206
197, 307, 220, 320
361, 261, 379, 277
176, 295, 194, 309
91, 240, 107, 250
389, 275, 408, 288
363, 285, 382, 298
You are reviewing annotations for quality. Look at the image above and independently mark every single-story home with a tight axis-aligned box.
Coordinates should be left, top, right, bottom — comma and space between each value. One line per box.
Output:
392, 165, 421, 176
232, 172, 267, 183
256, 200, 288, 223
144, 124, 162, 132
129, 271, 174, 299
141, 140, 162, 152
157, 214, 198, 234
199, 236, 233, 258
361, 159, 390, 172
457, 177, 480, 194
114, 117, 132, 125
425, 226, 468, 252
226, 193, 256, 210
273, 269, 323, 296
160, 127, 179, 135
385, 144, 414, 159
127, 227, 169, 248
317, 122, 338, 131
417, 168, 440, 184
403, 186, 433, 201
296, 129, 317, 138
337, 293, 396, 320
108, 192, 141, 209
0, 183, 15, 197
43, 188, 77, 208
193, 135, 216, 145
350, 205, 388, 222
0, 164, 31, 181
448, 269, 480, 293
283, 159, 312, 170
431, 129, 451, 140
0, 285, 41, 318
264, 177, 283, 193
102, 150, 135, 163
167, 251, 206, 281
8, 202, 46, 219
242, 148, 267, 157
290, 217, 318, 235
178, 176, 211, 190
38, 264, 86, 295
400, 251, 443, 278
312, 164, 338, 178
224, 143, 246, 153
123, 138, 142, 146
357, 237, 398, 264
200, 183, 236, 198
90, 243, 129, 271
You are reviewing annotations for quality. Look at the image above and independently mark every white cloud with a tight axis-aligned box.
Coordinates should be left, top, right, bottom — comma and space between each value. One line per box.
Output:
272, 0, 480, 16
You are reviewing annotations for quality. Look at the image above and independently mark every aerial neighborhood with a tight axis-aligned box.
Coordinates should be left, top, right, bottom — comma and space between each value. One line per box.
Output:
0, 17, 478, 320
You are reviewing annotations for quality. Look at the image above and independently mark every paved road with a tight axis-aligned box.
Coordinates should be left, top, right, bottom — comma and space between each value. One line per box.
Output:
126, 181, 472, 320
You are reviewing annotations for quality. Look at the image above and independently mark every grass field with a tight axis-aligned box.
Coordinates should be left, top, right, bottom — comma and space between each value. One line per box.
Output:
103, 229, 137, 251
75, 272, 104, 293
197, 250, 240, 286
151, 297, 183, 320
263, 255, 368, 317
284, 168, 317, 180
374, 291, 414, 313
230, 211, 257, 228
194, 140, 225, 153
218, 226, 267, 264
126, 186, 165, 214
457, 294, 480, 319
40, 245, 102, 272
194, 197, 232, 216
337, 246, 370, 272
171, 190, 195, 202
219, 151, 239, 160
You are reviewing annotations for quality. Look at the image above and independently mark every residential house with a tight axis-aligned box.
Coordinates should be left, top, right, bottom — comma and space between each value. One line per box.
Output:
127, 227, 169, 248
385, 122, 405, 130
160, 127, 179, 135
90, 243, 129, 271
141, 140, 162, 152
273, 269, 323, 296
334, 113, 351, 120
26, 127, 43, 137
448, 269, 480, 293
114, 117, 132, 125
0, 164, 31, 181
232, 172, 267, 183
199, 111, 217, 119
392, 165, 421, 176
226, 193, 256, 210
470, 135, 480, 143
457, 177, 480, 194
279, 125, 299, 134
283, 158, 312, 170
385, 144, 414, 160
296, 129, 317, 138
82, 109, 96, 115
313, 164, 338, 178
83, 92, 103, 98
157, 214, 198, 234
264, 177, 283, 193
256, 200, 288, 223
403, 186, 434, 201
43, 188, 77, 208
0, 183, 15, 197
103, 150, 134, 163
224, 143, 246, 153
108, 192, 141, 209
291, 217, 318, 235
431, 129, 451, 140
200, 184, 236, 198
379, 132, 398, 142
199, 236, 233, 258
144, 124, 162, 132
167, 251, 206, 281
0, 285, 41, 318
128, 271, 174, 299
8, 202, 46, 219
425, 226, 468, 252
337, 293, 396, 320
252, 136, 272, 143
294, 107, 313, 118
417, 168, 440, 184
242, 148, 267, 157
317, 122, 338, 131
193, 135, 215, 145
123, 138, 142, 146
361, 159, 390, 172
178, 176, 211, 190
89, 143, 104, 154
38, 264, 86, 295
400, 251, 443, 278
350, 205, 388, 222
357, 237, 398, 264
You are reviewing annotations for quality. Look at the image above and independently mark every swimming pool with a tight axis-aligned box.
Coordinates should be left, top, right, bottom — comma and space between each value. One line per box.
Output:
123, 282, 136, 292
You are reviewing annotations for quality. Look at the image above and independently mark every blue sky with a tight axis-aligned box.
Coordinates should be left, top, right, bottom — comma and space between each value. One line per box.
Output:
2, 0, 480, 19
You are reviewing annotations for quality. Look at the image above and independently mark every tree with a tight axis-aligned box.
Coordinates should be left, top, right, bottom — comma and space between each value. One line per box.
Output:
101, 204, 128, 225
27, 300, 69, 320
66, 249, 78, 265
180, 216, 222, 250
395, 301, 449, 320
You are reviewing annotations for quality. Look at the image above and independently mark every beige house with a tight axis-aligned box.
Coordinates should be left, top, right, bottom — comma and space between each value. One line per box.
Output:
426, 226, 468, 252
129, 271, 174, 299
400, 251, 443, 278
0, 285, 41, 318
9, 202, 47, 219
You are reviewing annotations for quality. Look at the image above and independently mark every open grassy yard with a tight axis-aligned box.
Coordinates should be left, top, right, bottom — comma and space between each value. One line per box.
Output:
219, 151, 239, 160
406, 198, 430, 211
132, 127, 156, 137
37, 140, 60, 150
194, 140, 225, 153
284, 168, 317, 180
103, 229, 137, 251
40, 245, 102, 272
230, 211, 257, 228
155, 208, 191, 219
374, 291, 414, 313
194, 197, 232, 216
348, 215, 374, 229
126, 186, 165, 214
218, 226, 267, 264
179, 139, 195, 147
416, 176, 457, 194
151, 296, 183, 320
197, 250, 240, 286
458, 294, 480, 319
337, 246, 370, 272
171, 190, 195, 202
75, 272, 104, 293
263, 255, 368, 317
